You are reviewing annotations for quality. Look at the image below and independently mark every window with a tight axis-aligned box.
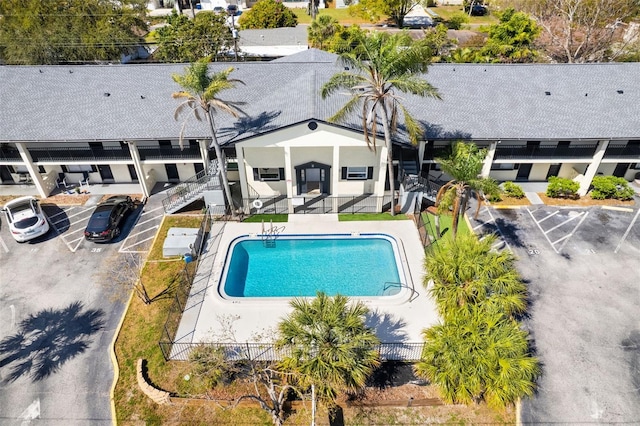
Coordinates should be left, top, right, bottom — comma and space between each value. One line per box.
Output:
491, 163, 516, 170
253, 168, 284, 181
64, 164, 96, 173
631, 163, 640, 170
341, 166, 374, 180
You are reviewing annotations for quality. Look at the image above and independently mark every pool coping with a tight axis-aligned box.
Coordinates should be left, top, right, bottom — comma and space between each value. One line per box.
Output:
171, 217, 440, 357
217, 232, 413, 304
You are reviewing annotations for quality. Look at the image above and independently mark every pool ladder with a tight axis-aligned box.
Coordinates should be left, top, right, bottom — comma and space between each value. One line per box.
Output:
261, 220, 284, 248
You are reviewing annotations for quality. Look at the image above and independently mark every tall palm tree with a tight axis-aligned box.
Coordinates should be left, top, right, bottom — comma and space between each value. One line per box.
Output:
276, 292, 380, 408
308, 15, 341, 50
415, 305, 539, 408
424, 232, 527, 321
172, 60, 244, 215
321, 32, 441, 215
435, 141, 499, 237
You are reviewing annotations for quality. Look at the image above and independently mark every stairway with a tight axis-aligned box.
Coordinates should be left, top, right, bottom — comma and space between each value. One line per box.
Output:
162, 160, 224, 214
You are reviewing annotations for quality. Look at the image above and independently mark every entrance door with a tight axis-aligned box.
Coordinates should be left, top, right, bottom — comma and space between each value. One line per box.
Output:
546, 164, 562, 179
165, 163, 180, 182
516, 163, 533, 181
613, 163, 630, 178
0, 166, 15, 183
98, 165, 114, 183
305, 168, 321, 194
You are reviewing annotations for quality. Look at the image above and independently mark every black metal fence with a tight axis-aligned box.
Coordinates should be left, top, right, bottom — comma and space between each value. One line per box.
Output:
242, 195, 393, 215
29, 146, 132, 162
494, 144, 597, 160
159, 341, 426, 363
137, 144, 201, 160
158, 209, 213, 356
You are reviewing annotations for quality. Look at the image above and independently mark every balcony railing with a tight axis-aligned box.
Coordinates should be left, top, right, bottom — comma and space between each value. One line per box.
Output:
0, 149, 22, 162
604, 145, 640, 158
494, 144, 597, 160
137, 145, 201, 160
29, 146, 131, 162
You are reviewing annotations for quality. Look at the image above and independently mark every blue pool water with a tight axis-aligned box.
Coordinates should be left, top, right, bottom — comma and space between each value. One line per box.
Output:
221, 235, 403, 297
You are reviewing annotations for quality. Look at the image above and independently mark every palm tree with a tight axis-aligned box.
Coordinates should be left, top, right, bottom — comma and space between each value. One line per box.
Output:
172, 60, 244, 215
435, 141, 500, 237
424, 232, 527, 321
415, 305, 539, 408
308, 15, 341, 50
276, 292, 380, 410
321, 31, 441, 215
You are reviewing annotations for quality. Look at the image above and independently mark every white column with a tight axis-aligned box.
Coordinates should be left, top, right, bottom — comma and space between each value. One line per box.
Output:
198, 139, 210, 169
375, 145, 388, 212
481, 141, 498, 178
284, 146, 294, 213
15, 143, 47, 198
127, 141, 150, 198
579, 140, 609, 196
418, 141, 426, 176
332, 145, 340, 212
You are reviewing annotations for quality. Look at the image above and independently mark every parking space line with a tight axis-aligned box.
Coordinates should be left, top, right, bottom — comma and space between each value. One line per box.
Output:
557, 212, 590, 253
615, 208, 640, 254
526, 208, 559, 253
0, 236, 9, 253
125, 225, 159, 240
120, 235, 157, 253
544, 212, 585, 234
551, 234, 571, 245
482, 207, 512, 252
537, 210, 559, 224
134, 216, 162, 227
140, 206, 164, 216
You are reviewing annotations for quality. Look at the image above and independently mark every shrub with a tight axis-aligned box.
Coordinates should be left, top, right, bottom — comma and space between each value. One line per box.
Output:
503, 181, 525, 199
590, 176, 635, 200
546, 176, 579, 199
447, 12, 469, 30
238, 0, 298, 29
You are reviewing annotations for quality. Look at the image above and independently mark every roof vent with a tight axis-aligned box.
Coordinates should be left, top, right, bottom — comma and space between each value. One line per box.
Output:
39, 69, 43, 73
104, 93, 111, 97
140, 95, 145, 99
545, 91, 551, 96
69, 70, 73, 73
585, 93, 588, 97
344, 66, 349, 70
452, 68, 455, 71
617, 90, 624, 94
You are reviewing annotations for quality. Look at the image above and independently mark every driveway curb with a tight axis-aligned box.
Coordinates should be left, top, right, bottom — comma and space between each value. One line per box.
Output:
109, 215, 167, 426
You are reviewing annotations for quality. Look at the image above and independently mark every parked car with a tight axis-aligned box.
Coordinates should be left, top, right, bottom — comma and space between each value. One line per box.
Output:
84, 195, 135, 242
470, 4, 488, 16
213, 6, 225, 13
226, 4, 241, 16
2, 196, 50, 242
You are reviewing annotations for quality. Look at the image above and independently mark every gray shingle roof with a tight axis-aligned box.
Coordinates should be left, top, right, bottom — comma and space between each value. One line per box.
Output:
1, 53, 639, 144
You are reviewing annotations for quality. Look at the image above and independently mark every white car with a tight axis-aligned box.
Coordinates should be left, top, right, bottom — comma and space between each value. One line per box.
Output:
2, 196, 50, 242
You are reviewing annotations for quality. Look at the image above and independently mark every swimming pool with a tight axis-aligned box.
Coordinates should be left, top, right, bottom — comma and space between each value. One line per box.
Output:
219, 234, 406, 298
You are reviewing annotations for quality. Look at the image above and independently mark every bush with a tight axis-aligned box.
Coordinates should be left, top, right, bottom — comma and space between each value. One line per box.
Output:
546, 176, 579, 199
447, 12, 469, 30
238, 0, 297, 29
503, 181, 525, 199
590, 176, 635, 200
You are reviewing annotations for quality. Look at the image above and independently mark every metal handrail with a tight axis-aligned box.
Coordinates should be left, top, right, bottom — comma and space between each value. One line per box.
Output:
396, 237, 420, 302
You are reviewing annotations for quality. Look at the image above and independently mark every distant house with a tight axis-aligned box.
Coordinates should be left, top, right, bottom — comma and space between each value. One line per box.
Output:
1, 50, 638, 212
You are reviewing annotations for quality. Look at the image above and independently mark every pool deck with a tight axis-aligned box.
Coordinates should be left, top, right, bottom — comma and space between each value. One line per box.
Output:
171, 214, 440, 359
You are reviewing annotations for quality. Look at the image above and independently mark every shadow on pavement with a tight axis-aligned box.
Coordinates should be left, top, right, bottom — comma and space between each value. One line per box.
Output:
0, 301, 104, 383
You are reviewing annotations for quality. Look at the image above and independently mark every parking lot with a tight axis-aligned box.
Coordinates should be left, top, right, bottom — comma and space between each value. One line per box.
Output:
0, 193, 165, 424
471, 202, 640, 423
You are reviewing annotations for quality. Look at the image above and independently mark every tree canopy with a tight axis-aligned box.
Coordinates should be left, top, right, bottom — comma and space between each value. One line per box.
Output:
154, 11, 234, 63
0, 0, 147, 64
348, 0, 419, 28
481, 8, 540, 62
238, 0, 298, 30
495, 0, 640, 62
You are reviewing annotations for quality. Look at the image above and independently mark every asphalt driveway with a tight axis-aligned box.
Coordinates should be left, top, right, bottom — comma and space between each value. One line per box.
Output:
470, 202, 640, 423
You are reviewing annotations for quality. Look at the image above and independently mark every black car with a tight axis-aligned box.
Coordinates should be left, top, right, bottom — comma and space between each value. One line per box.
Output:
470, 4, 488, 16
84, 196, 135, 242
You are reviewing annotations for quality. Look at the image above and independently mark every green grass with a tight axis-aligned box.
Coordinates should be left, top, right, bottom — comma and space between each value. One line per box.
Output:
338, 213, 411, 221
421, 212, 470, 245
428, 5, 498, 26
291, 7, 378, 25
243, 214, 289, 223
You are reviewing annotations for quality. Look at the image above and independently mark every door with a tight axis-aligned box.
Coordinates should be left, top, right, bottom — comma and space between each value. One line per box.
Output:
546, 164, 562, 179
516, 163, 533, 181
613, 163, 630, 178
165, 163, 180, 182
0, 166, 15, 183
98, 165, 114, 183
304, 168, 321, 194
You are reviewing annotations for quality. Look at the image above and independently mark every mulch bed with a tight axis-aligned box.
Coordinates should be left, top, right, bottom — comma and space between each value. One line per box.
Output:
537, 193, 635, 207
